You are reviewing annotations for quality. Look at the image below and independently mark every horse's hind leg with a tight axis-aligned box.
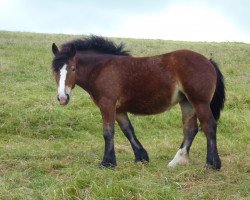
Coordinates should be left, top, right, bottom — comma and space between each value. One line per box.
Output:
194, 103, 221, 169
168, 100, 198, 167
116, 112, 149, 162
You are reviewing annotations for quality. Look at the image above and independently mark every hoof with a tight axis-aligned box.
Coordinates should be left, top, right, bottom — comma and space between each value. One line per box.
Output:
168, 159, 189, 167
206, 154, 221, 170
99, 161, 116, 169
206, 159, 221, 170
168, 148, 189, 167
135, 158, 149, 164
135, 149, 149, 163
100, 157, 117, 168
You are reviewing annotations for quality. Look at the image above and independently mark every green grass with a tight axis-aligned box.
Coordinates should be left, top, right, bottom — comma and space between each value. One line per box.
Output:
0, 30, 249, 199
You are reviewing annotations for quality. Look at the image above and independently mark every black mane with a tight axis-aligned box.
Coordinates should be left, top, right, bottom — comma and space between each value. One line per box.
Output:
52, 35, 130, 72
62, 35, 130, 56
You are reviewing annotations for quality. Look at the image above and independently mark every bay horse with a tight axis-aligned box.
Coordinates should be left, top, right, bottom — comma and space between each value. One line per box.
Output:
51, 36, 225, 170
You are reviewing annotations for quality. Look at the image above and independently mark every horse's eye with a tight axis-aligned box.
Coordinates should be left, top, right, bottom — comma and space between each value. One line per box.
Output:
72, 66, 76, 72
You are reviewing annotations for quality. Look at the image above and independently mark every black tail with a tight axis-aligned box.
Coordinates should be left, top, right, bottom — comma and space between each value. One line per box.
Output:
210, 59, 225, 121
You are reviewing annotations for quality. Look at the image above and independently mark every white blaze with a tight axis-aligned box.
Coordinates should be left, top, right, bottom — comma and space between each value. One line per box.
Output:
58, 64, 67, 98
65, 86, 71, 95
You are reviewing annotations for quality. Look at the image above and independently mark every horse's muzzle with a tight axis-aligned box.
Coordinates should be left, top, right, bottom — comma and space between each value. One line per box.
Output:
57, 94, 70, 106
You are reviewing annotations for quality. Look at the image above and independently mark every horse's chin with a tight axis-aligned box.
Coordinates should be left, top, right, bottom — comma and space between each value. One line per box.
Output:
59, 99, 69, 106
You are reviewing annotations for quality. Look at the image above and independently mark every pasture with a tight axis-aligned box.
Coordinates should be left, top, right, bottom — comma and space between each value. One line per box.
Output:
0, 31, 249, 199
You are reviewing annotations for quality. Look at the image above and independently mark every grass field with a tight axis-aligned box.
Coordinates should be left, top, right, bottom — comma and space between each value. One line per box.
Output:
0, 31, 249, 199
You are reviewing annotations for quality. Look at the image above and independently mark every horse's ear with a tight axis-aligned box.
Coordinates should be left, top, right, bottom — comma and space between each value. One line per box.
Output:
52, 43, 59, 55
69, 44, 76, 58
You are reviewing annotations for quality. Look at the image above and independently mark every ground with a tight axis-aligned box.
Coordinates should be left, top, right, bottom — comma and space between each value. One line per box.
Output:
0, 31, 249, 199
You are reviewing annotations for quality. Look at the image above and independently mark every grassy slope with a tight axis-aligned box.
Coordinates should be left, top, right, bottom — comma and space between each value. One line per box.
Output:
0, 31, 249, 199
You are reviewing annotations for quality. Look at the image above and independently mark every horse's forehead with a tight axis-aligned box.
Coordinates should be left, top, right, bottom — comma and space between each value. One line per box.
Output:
52, 53, 69, 72
60, 64, 68, 74
56, 64, 68, 80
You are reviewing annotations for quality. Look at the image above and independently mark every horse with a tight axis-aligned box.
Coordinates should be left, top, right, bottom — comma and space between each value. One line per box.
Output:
51, 35, 225, 170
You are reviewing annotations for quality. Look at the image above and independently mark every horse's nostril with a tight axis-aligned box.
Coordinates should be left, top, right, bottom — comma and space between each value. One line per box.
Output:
66, 94, 70, 100
57, 95, 60, 101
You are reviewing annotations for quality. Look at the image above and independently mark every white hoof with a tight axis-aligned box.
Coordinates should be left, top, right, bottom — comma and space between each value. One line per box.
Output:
168, 148, 189, 167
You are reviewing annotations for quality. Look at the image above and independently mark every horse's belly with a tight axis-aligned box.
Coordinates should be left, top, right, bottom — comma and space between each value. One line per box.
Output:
117, 71, 182, 115
128, 103, 170, 115
123, 93, 174, 115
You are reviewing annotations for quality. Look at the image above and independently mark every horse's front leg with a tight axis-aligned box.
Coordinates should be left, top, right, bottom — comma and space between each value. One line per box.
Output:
99, 98, 116, 168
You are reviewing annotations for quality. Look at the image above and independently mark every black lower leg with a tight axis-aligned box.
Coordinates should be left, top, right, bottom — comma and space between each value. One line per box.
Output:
206, 136, 221, 169
122, 122, 149, 162
205, 122, 221, 169
179, 100, 198, 156
101, 126, 116, 167
180, 127, 198, 154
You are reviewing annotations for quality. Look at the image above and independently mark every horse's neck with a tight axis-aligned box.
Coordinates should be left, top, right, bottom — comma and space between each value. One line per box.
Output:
75, 64, 92, 92
75, 54, 111, 91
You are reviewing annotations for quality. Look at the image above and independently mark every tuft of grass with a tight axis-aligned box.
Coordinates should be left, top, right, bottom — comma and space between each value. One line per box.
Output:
0, 31, 249, 199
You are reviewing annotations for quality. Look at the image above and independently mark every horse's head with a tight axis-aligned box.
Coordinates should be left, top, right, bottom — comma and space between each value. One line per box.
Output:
51, 43, 76, 106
